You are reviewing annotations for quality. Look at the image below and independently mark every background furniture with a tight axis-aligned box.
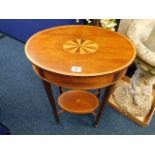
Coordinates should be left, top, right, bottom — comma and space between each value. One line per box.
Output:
109, 19, 155, 127
25, 25, 136, 127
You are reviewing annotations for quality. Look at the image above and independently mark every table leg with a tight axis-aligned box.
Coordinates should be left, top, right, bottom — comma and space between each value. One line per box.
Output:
59, 87, 63, 94
94, 84, 115, 128
42, 80, 60, 123
96, 89, 101, 98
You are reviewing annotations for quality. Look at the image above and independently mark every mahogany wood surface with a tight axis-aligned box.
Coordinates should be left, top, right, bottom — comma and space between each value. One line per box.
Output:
32, 65, 127, 89
42, 80, 60, 123
25, 25, 136, 78
25, 25, 136, 127
58, 90, 99, 114
25, 25, 136, 89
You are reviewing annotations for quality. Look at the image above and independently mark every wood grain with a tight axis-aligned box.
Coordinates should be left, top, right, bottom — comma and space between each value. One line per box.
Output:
58, 90, 99, 114
33, 65, 127, 89
25, 25, 136, 77
25, 25, 136, 126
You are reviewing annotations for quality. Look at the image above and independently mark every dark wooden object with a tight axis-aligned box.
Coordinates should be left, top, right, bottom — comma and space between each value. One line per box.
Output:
25, 25, 136, 127
42, 80, 60, 123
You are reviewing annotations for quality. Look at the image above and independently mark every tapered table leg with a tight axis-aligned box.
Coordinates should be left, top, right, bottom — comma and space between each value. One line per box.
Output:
42, 80, 60, 123
59, 87, 63, 95
96, 89, 101, 98
94, 84, 115, 128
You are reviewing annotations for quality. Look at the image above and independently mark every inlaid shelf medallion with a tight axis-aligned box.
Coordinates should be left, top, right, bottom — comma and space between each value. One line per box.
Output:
63, 39, 99, 54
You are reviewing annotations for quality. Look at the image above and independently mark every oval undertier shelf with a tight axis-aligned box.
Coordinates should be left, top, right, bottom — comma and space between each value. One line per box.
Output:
58, 90, 99, 114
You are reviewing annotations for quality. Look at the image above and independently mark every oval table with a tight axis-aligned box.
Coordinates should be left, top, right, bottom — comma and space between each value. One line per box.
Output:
25, 25, 136, 127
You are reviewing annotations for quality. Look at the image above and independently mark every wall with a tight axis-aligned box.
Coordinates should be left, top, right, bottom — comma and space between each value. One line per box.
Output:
0, 19, 84, 42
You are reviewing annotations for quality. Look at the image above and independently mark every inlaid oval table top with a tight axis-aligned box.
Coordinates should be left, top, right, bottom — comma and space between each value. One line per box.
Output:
25, 25, 137, 127
25, 25, 136, 78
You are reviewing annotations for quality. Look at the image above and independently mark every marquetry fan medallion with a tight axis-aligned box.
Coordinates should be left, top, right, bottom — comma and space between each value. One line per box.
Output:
63, 39, 99, 54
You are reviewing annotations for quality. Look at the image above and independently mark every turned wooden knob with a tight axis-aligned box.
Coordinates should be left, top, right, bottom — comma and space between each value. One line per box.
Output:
58, 90, 99, 114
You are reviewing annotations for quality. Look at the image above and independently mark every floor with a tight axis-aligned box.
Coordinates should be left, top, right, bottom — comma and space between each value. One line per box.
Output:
0, 35, 155, 135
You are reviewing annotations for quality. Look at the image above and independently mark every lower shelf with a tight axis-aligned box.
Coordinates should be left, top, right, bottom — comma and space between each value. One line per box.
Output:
108, 76, 155, 127
58, 90, 99, 114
